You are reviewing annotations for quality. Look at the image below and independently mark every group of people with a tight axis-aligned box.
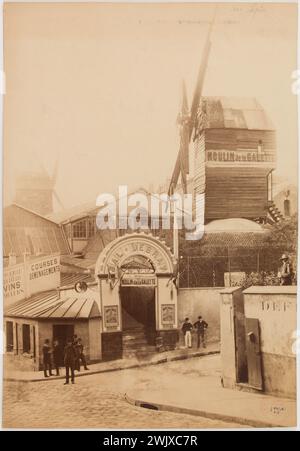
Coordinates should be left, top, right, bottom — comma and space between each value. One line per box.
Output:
182, 316, 208, 349
42, 335, 89, 385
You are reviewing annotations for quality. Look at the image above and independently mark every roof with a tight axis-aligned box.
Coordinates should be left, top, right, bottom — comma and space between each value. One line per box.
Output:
199, 97, 274, 131
46, 201, 98, 224
6, 203, 59, 225
60, 272, 95, 287
3, 204, 70, 257
47, 187, 154, 224
61, 255, 98, 270
205, 218, 266, 234
5, 290, 101, 320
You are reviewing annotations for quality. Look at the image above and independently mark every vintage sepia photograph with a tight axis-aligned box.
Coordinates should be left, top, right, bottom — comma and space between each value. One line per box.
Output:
1, 1, 298, 431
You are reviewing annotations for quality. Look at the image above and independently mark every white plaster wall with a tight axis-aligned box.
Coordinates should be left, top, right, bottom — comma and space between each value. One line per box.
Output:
177, 288, 221, 342
220, 290, 237, 387
244, 290, 296, 357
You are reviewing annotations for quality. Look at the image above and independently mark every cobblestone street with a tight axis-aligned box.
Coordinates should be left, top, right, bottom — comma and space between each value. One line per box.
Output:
3, 357, 243, 429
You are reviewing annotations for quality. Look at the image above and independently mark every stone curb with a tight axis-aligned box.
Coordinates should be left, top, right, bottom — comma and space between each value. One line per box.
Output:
124, 393, 288, 429
4, 350, 220, 383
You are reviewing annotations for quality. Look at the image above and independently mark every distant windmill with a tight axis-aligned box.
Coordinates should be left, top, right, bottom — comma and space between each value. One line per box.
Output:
168, 12, 216, 196
15, 152, 64, 216
50, 155, 65, 211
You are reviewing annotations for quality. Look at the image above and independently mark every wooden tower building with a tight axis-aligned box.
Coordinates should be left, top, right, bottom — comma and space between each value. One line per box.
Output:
192, 96, 278, 224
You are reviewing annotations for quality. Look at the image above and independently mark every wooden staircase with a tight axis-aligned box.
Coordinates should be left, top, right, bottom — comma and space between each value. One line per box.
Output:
268, 202, 284, 223
122, 310, 156, 358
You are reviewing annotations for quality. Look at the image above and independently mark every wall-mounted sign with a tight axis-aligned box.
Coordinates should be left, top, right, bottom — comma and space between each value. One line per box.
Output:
3, 263, 25, 304
104, 305, 119, 330
207, 150, 275, 163
96, 235, 174, 275
121, 275, 156, 287
161, 304, 175, 325
3, 254, 60, 307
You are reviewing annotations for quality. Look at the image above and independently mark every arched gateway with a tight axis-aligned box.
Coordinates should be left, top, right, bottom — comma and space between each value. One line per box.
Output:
95, 233, 178, 360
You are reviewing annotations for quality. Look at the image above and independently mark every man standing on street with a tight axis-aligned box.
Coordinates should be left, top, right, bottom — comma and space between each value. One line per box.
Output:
52, 339, 61, 376
278, 254, 293, 286
64, 337, 76, 385
76, 338, 89, 371
43, 338, 53, 378
194, 316, 208, 348
182, 318, 193, 348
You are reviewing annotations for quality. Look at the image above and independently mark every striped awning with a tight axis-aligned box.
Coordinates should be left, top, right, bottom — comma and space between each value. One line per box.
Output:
4, 290, 101, 320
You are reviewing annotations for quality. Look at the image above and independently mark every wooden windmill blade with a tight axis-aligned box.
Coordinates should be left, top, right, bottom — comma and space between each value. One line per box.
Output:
168, 81, 190, 195
53, 189, 65, 210
189, 8, 216, 136
168, 153, 181, 196
168, 12, 215, 196
51, 155, 60, 187
189, 39, 212, 139
51, 155, 65, 210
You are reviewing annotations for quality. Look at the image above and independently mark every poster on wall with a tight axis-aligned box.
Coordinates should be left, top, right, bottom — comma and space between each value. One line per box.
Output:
161, 304, 175, 326
104, 306, 119, 331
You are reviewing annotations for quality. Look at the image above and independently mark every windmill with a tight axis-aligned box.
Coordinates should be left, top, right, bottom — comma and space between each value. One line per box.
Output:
15, 152, 64, 215
168, 12, 216, 263
168, 16, 215, 196
50, 155, 65, 211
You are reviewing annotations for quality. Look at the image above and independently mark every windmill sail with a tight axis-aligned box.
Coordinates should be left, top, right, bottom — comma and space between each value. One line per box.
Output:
168, 20, 214, 196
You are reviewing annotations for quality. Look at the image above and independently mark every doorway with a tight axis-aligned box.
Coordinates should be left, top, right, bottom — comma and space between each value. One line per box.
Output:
52, 324, 74, 366
120, 287, 156, 344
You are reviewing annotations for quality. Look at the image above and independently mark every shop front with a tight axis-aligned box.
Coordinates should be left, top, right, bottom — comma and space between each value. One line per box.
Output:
95, 233, 178, 360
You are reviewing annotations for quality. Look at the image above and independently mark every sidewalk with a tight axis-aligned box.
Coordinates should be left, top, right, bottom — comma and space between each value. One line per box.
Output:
125, 354, 297, 429
4, 342, 219, 383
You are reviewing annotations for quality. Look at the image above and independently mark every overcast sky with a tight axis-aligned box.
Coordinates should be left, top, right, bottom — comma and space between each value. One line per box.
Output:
3, 2, 298, 209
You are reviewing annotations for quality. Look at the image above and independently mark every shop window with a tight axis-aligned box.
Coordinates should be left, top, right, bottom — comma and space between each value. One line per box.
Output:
72, 220, 87, 239
22, 324, 31, 354
6, 321, 13, 352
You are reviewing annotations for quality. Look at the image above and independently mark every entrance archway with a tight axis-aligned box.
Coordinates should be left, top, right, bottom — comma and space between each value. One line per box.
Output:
118, 254, 156, 348
95, 233, 178, 360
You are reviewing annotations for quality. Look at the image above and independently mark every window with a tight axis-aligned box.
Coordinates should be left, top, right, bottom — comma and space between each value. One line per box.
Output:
22, 324, 31, 354
72, 220, 87, 239
6, 321, 13, 352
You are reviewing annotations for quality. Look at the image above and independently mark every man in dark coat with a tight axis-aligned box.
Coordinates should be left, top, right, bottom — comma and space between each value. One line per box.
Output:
64, 338, 76, 385
42, 338, 53, 377
72, 334, 80, 371
193, 316, 208, 348
76, 338, 89, 371
52, 339, 61, 376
